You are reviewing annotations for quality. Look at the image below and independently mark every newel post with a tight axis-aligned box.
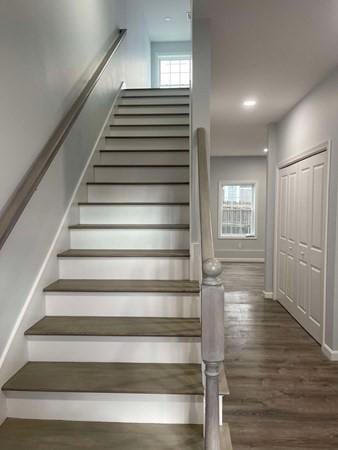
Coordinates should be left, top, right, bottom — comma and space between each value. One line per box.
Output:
202, 258, 225, 450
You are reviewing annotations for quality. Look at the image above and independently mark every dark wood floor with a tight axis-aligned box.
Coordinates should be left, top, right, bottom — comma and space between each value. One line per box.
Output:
221, 263, 338, 450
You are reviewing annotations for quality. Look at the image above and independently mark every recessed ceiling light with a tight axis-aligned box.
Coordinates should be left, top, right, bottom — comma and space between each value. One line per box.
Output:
242, 99, 257, 108
263, 148, 269, 153
164, 16, 172, 22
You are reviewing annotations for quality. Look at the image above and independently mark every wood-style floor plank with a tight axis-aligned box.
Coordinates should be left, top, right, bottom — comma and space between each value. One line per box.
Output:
221, 263, 338, 449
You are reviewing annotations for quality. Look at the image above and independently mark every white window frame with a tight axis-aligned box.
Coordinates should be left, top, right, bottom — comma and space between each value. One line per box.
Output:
218, 181, 258, 240
157, 54, 192, 89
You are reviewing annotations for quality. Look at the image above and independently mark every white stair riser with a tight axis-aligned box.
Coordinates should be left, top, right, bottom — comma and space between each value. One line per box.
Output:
105, 137, 189, 150
46, 293, 200, 318
27, 337, 201, 364
108, 125, 189, 137
100, 151, 189, 165
6, 393, 203, 424
80, 205, 189, 225
88, 184, 189, 203
94, 166, 189, 183
111, 116, 189, 126
59, 257, 190, 280
70, 229, 189, 250
120, 97, 189, 106
122, 89, 190, 97
116, 106, 190, 115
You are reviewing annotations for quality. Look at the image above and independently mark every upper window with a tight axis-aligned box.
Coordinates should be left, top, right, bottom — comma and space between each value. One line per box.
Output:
159, 58, 191, 88
219, 183, 256, 239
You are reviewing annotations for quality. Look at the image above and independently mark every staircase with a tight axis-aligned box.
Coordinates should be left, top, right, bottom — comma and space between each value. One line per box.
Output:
0, 88, 214, 448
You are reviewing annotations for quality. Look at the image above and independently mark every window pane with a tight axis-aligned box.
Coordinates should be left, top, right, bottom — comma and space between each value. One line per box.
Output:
171, 73, 180, 85
160, 74, 170, 86
159, 57, 192, 88
181, 73, 190, 85
170, 62, 180, 73
160, 60, 170, 72
220, 184, 256, 237
180, 61, 190, 72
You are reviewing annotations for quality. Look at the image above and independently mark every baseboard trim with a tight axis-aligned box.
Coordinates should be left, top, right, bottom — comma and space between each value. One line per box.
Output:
218, 257, 264, 263
262, 291, 273, 299
322, 343, 338, 361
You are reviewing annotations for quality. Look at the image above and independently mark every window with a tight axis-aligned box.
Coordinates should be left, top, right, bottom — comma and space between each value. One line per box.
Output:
219, 183, 256, 238
159, 58, 191, 88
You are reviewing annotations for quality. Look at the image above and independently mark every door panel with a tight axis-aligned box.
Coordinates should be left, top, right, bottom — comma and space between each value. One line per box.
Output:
277, 150, 327, 344
280, 175, 288, 239
286, 255, 296, 304
298, 166, 311, 249
297, 260, 308, 314
312, 163, 325, 251
309, 265, 322, 326
278, 251, 287, 295
287, 170, 298, 246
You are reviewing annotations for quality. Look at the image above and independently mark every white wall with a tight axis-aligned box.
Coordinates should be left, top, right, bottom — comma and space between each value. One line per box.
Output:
119, 0, 151, 88
210, 156, 267, 260
0, 0, 151, 421
0, 0, 124, 214
268, 65, 338, 352
151, 41, 192, 88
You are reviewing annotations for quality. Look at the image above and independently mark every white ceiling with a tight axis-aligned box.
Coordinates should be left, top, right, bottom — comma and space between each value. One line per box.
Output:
140, 0, 191, 42
208, 0, 338, 156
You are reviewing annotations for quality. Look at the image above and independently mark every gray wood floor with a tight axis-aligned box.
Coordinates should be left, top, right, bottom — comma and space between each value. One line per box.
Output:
221, 263, 338, 450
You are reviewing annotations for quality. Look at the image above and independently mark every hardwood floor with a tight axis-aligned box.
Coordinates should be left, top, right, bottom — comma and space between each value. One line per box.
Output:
221, 263, 338, 450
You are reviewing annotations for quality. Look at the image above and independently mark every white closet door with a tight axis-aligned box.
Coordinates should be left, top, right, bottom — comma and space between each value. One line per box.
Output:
277, 164, 298, 317
277, 151, 327, 343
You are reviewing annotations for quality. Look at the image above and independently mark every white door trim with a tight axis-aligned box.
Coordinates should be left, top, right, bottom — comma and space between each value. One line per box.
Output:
278, 141, 330, 169
273, 140, 331, 348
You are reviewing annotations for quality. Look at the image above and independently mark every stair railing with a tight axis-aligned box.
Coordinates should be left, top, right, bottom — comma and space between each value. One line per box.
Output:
0, 29, 127, 251
196, 128, 225, 450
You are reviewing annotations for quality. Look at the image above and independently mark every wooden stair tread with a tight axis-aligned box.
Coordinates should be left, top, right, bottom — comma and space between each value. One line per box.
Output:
114, 113, 190, 117
110, 124, 189, 127
87, 181, 189, 185
99, 149, 189, 152
44, 279, 200, 293
69, 224, 189, 230
0, 419, 204, 450
123, 88, 190, 91
116, 112, 189, 117
105, 135, 190, 139
78, 202, 190, 206
25, 317, 201, 337
93, 164, 189, 168
121, 95, 190, 99
117, 104, 190, 107
58, 249, 190, 258
2, 362, 203, 395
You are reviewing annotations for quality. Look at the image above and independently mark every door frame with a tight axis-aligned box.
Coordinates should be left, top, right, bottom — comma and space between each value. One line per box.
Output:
273, 139, 331, 345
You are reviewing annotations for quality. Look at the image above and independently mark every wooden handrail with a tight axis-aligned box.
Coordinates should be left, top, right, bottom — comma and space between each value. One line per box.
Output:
197, 128, 215, 262
0, 29, 127, 250
196, 128, 225, 450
